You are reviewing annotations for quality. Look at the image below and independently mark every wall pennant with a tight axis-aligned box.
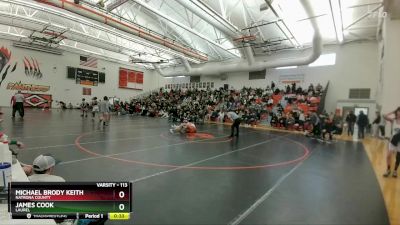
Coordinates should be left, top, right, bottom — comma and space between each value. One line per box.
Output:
23, 57, 43, 79
0, 46, 17, 87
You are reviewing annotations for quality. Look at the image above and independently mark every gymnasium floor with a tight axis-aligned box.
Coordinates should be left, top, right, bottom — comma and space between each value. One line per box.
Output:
1, 108, 389, 225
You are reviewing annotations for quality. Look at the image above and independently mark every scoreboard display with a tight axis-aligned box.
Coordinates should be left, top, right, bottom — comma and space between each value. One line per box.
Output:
8, 182, 132, 220
76, 68, 99, 86
67, 66, 106, 85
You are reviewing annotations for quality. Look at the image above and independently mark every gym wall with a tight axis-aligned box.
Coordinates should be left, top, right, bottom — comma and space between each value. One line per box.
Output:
0, 39, 162, 107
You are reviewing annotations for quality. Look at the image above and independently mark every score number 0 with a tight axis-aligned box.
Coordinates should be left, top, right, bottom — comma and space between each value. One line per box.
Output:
118, 191, 125, 211
117, 183, 128, 211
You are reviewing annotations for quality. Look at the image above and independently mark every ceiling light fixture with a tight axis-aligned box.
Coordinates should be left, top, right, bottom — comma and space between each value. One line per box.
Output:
275, 66, 298, 70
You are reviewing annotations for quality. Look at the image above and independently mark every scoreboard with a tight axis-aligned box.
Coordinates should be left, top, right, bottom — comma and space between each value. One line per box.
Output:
76, 68, 99, 86
8, 182, 132, 220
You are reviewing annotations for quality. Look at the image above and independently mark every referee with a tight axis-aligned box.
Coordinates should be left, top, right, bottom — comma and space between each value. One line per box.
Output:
227, 111, 241, 137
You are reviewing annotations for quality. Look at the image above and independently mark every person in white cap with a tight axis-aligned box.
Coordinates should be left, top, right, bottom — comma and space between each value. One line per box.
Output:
28, 155, 65, 182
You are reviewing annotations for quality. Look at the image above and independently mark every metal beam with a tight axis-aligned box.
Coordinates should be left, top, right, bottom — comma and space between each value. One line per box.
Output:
242, 19, 280, 31
226, 0, 242, 20
263, 0, 300, 47
177, 0, 240, 37
218, 0, 226, 19
346, 1, 383, 9
347, 25, 378, 30
107, 0, 129, 11
0, 2, 185, 61
240, 0, 248, 28
329, 0, 343, 43
347, 31, 375, 41
242, 0, 266, 42
128, 0, 240, 58
344, 4, 382, 30
4, 0, 209, 63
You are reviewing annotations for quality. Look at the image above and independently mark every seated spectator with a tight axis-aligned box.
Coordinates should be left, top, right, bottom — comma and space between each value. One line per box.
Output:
29, 155, 65, 182
287, 114, 296, 129
130, 83, 324, 132
316, 83, 323, 93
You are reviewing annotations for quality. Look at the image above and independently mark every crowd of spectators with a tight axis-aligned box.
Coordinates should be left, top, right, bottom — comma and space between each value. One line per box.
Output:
112, 82, 332, 132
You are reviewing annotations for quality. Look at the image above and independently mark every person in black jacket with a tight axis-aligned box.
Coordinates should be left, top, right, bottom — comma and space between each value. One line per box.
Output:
372, 111, 381, 137
357, 111, 369, 139
345, 111, 357, 136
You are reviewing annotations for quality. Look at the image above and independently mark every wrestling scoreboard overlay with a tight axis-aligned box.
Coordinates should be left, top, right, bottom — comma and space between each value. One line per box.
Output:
8, 182, 132, 220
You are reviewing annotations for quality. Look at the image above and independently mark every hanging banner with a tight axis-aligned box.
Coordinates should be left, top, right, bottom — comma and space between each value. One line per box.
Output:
82, 87, 92, 95
119, 68, 143, 90
7, 81, 50, 92
23, 93, 52, 108
279, 74, 304, 84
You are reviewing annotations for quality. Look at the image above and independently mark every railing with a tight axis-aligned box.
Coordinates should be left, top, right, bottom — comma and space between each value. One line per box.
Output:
317, 81, 329, 114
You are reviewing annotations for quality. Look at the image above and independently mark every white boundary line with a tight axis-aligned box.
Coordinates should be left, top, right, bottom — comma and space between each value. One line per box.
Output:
58, 131, 269, 165
23, 133, 163, 150
227, 157, 306, 225
11, 121, 150, 139
4, 116, 147, 129
131, 134, 288, 183
22, 125, 231, 150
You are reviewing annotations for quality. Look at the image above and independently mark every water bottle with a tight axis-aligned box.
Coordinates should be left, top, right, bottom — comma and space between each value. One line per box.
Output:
0, 140, 12, 192
0, 162, 11, 191
0, 142, 12, 165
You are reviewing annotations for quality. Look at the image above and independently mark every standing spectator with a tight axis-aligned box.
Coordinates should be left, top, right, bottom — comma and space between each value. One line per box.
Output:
299, 110, 305, 130
379, 112, 386, 138
308, 84, 314, 92
91, 97, 99, 120
285, 85, 291, 94
12, 91, 25, 118
309, 111, 321, 137
291, 82, 296, 93
80, 98, 89, 117
10, 94, 16, 114
316, 83, 323, 93
99, 96, 110, 126
372, 111, 382, 137
345, 111, 356, 136
332, 111, 343, 135
383, 107, 400, 177
375, 111, 386, 138
357, 111, 369, 139
227, 111, 241, 137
